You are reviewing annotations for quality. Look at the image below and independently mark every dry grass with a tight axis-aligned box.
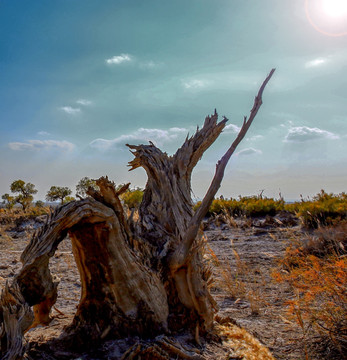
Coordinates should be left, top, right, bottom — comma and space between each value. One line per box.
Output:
215, 317, 275, 360
206, 240, 268, 316
0, 227, 13, 245
273, 223, 347, 359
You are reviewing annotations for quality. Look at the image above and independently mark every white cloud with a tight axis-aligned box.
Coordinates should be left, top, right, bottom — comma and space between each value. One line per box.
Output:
305, 58, 327, 68
37, 131, 50, 136
236, 147, 262, 156
139, 60, 162, 69
284, 126, 339, 142
90, 127, 188, 151
224, 123, 241, 134
169, 127, 187, 133
247, 135, 264, 141
106, 54, 132, 65
182, 79, 207, 90
60, 106, 81, 115
76, 99, 92, 106
8, 140, 75, 152
181, 70, 266, 92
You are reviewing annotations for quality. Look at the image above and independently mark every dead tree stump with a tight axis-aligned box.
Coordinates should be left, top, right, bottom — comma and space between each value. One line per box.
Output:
0, 69, 275, 359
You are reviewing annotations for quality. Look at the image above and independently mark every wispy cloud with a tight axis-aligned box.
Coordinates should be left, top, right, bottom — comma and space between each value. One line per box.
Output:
247, 134, 264, 141
90, 127, 187, 151
60, 106, 81, 115
76, 99, 92, 106
37, 131, 50, 136
305, 58, 327, 68
224, 123, 241, 134
139, 60, 162, 69
284, 126, 339, 142
8, 140, 75, 152
106, 53, 132, 65
182, 79, 207, 90
237, 147, 262, 156
181, 70, 265, 92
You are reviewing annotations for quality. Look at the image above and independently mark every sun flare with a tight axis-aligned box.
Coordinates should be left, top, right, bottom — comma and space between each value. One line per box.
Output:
321, 0, 347, 18
305, 0, 347, 36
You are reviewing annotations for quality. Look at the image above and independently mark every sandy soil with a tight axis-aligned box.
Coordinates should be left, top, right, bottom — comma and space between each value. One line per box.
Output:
0, 214, 311, 359
206, 223, 305, 360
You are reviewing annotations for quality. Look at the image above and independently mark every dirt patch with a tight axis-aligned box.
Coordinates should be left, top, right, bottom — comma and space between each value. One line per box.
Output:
206, 223, 306, 360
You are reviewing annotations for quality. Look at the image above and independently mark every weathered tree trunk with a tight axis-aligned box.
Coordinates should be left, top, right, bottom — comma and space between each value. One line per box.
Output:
0, 69, 275, 359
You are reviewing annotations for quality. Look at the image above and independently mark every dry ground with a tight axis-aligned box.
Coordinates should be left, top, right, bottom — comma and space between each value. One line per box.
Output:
0, 213, 319, 359
206, 223, 306, 359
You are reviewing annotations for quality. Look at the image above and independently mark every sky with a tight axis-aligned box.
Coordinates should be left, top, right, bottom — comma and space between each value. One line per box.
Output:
1, 0, 347, 202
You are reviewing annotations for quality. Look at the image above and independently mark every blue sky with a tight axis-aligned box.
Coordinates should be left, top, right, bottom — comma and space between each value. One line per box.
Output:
1, 0, 346, 201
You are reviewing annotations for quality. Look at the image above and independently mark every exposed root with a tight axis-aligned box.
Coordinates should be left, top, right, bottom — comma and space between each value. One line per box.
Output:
52, 306, 66, 318
121, 336, 204, 360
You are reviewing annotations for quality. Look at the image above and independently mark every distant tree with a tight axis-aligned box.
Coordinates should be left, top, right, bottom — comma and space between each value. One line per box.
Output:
35, 200, 45, 208
121, 187, 144, 209
10, 180, 38, 211
1, 193, 16, 210
76, 177, 98, 198
63, 195, 76, 204
46, 186, 72, 204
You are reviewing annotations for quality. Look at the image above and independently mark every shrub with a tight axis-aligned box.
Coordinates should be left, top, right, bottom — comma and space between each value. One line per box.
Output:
285, 190, 347, 228
35, 200, 45, 208
273, 224, 347, 357
121, 188, 144, 209
195, 196, 284, 218
242, 197, 284, 217
26, 206, 50, 217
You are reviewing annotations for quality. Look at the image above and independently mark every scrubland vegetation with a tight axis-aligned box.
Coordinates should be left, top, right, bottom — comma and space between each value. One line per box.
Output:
195, 195, 285, 218
207, 222, 346, 359
4, 176, 345, 230
1, 186, 346, 359
198, 190, 347, 359
195, 189, 347, 228
1, 177, 144, 211
273, 223, 347, 359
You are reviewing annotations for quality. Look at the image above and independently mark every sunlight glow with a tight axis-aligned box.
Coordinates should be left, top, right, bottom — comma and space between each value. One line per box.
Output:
305, 0, 347, 36
321, 0, 347, 18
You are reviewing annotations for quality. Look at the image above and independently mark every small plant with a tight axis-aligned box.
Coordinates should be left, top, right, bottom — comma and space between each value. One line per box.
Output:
0, 228, 13, 245
1, 194, 16, 210
207, 243, 266, 316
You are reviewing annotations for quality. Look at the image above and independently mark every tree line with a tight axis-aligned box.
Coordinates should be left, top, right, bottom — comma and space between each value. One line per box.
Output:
1, 177, 144, 211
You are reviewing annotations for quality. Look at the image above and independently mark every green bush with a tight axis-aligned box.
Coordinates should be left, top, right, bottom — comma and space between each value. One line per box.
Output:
121, 188, 144, 209
284, 190, 347, 228
195, 196, 284, 218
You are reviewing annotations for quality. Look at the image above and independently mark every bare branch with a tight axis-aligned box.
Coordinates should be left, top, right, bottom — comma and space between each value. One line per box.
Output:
170, 68, 276, 269
173, 110, 228, 177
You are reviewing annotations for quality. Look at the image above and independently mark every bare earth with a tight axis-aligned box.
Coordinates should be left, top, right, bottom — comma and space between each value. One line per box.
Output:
205, 222, 305, 359
0, 215, 309, 359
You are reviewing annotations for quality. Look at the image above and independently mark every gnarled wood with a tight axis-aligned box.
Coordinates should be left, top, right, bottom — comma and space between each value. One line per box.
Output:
0, 69, 275, 359
171, 68, 276, 269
